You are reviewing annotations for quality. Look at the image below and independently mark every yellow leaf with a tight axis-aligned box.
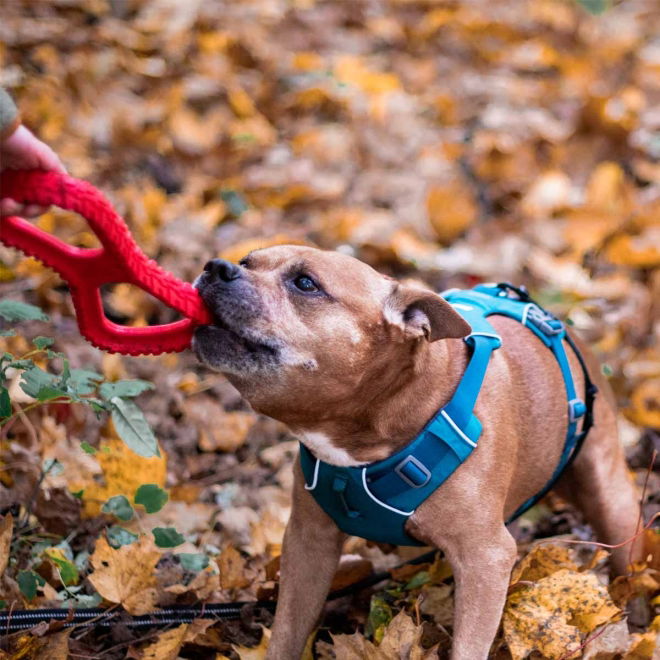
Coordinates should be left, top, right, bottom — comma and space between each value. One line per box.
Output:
140, 619, 216, 659
624, 629, 658, 660
140, 624, 188, 660
228, 86, 257, 118
510, 544, 577, 583
218, 235, 311, 264
334, 56, 401, 96
585, 162, 633, 214
625, 379, 660, 429
292, 51, 324, 71
218, 545, 251, 591
323, 611, 437, 659
427, 181, 478, 244
503, 569, 620, 660
6, 630, 70, 660
0, 514, 13, 577
643, 529, 660, 571
198, 411, 256, 452
88, 536, 160, 615
72, 433, 166, 518
606, 227, 660, 268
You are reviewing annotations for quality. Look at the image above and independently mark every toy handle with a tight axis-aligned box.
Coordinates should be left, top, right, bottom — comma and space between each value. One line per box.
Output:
0, 170, 212, 355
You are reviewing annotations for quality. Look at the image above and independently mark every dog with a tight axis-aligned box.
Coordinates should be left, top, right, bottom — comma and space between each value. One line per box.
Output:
193, 245, 642, 659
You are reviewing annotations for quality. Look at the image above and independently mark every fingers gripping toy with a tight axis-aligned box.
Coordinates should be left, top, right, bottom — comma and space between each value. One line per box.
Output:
0, 170, 212, 356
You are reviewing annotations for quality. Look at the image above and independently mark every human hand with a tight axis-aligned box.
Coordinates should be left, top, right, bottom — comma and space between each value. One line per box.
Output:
1, 125, 66, 217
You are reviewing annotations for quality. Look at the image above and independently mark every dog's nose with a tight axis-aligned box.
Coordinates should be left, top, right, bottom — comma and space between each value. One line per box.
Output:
203, 258, 242, 282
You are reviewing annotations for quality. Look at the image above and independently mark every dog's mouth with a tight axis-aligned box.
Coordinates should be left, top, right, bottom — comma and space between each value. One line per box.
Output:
193, 311, 280, 372
210, 313, 279, 356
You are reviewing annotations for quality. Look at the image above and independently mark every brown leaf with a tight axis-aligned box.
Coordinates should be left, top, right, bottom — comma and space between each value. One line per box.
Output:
330, 555, 373, 592
88, 536, 160, 615
503, 569, 621, 660
0, 514, 13, 577
32, 630, 71, 660
218, 545, 251, 591
140, 620, 215, 660
34, 488, 80, 536
233, 626, 271, 660
510, 544, 577, 583
420, 584, 454, 628
324, 611, 437, 660
426, 180, 478, 244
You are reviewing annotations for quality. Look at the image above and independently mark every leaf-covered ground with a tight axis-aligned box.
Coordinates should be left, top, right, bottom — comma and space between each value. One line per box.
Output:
0, 0, 659, 658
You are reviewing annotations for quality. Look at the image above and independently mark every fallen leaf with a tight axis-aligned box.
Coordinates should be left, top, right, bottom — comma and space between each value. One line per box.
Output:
233, 626, 271, 660
72, 433, 166, 518
503, 569, 621, 660
420, 584, 454, 628
582, 620, 631, 659
140, 620, 216, 660
0, 514, 13, 576
88, 535, 160, 615
33, 630, 71, 660
218, 544, 251, 591
510, 544, 578, 583
426, 180, 478, 244
322, 611, 437, 659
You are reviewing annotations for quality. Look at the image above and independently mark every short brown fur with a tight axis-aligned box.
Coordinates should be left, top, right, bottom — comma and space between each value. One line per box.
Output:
193, 246, 642, 659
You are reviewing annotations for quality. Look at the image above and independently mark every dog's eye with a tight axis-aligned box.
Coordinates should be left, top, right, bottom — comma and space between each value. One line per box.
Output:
293, 275, 319, 293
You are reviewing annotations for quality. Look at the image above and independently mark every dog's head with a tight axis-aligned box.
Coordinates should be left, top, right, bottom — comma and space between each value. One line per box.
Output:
193, 246, 469, 426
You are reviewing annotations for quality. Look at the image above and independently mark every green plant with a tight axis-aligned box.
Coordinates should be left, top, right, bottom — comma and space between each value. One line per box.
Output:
0, 300, 206, 603
0, 300, 158, 458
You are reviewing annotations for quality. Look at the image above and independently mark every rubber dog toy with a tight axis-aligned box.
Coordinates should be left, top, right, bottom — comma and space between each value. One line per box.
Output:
0, 170, 212, 356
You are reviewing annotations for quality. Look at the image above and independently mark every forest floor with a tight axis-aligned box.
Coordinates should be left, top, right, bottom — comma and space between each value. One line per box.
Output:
0, 0, 658, 658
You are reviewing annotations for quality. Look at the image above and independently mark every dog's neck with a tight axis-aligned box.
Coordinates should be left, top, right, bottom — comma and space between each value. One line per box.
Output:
294, 337, 469, 466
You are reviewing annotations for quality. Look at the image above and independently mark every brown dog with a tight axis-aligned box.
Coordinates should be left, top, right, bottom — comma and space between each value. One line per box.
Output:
193, 245, 642, 659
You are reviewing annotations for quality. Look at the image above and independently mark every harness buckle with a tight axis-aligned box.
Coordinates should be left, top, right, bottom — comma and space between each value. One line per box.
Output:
568, 398, 587, 423
394, 456, 431, 489
526, 305, 564, 336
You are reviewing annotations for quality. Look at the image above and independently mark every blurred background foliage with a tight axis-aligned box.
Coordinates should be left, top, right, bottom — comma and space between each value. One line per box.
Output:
0, 0, 658, 658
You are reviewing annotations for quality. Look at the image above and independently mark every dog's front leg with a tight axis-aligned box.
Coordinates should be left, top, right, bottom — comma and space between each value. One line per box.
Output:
447, 526, 516, 659
267, 463, 346, 660
421, 522, 517, 660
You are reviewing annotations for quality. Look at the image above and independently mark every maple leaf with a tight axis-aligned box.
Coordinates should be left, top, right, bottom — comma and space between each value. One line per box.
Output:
88, 535, 160, 615
503, 569, 621, 660
319, 611, 437, 660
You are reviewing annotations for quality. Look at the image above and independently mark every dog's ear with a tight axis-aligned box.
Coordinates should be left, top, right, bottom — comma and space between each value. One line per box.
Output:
384, 284, 471, 342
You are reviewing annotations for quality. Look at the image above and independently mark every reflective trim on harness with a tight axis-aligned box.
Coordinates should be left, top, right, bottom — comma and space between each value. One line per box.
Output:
440, 410, 477, 448
299, 283, 597, 546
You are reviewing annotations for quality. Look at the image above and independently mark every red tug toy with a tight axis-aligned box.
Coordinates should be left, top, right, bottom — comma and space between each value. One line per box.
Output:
0, 170, 212, 356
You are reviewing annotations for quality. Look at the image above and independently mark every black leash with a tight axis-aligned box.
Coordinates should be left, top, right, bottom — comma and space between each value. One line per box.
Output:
0, 550, 437, 633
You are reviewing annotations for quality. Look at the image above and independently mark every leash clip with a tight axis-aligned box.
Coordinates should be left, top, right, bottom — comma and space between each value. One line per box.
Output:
525, 304, 564, 336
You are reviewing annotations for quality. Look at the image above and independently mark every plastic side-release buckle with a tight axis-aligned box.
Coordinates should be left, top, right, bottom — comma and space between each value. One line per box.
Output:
526, 305, 564, 336
568, 398, 587, 422
394, 456, 431, 488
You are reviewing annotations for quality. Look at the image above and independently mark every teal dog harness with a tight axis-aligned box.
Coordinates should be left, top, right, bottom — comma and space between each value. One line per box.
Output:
299, 283, 597, 546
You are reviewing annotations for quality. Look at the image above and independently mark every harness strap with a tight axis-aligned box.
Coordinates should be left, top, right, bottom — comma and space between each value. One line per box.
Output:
366, 334, 499, 503
299, 284, 598, 546
503, 291, 598, 522
444, 333, 501, 428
